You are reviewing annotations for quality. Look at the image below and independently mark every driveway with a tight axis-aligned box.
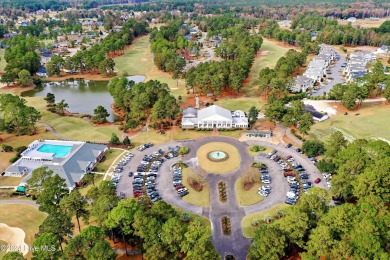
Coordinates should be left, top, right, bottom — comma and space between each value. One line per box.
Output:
312, 52, 346, 96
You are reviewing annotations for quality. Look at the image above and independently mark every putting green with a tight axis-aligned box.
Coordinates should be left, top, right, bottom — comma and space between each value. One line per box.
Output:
197, 142, 240, 174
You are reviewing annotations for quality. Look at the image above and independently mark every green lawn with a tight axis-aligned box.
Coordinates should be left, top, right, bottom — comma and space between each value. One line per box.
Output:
0, 204, 46, 259
25, 96, 122, 142
114, 35, 186, 97
243, 38, 291, 96
310, 103, 390, 142
172, 127, 212, 140
93, 149, 124, 172
235, 168, 264, 206
173, 206, 210, 227
218, 129, 245, 138
215, 97, 265, 112
132, 130, 171, 146
241, 203, 290, 238
78, 174, 103, 197
182, 168, 210, 207
0, 48, 6, 72
197, 142, 241, 174
0, 176, 25, 186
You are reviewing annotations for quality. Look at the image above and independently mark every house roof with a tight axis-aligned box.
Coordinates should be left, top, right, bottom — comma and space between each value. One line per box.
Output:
5, 165, 27, 173
37, 67, 47, 74
246, 130, 272, 134
305, 105, 328, 120
198, 105, 232, 122
295, 75, 314, 85
17, 142, 107, 189
232, 117, 248, 125
183, 107, 198, 118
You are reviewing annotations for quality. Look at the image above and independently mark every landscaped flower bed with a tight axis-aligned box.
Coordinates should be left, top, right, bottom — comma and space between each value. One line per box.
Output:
218, 181, 227, 202
221, 216, 231, 235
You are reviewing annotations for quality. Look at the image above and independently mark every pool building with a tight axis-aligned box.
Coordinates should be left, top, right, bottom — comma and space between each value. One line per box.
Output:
3, 140, 108, 190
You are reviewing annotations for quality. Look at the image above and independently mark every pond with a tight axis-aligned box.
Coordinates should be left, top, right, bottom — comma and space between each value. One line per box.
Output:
22, 75, 145, 121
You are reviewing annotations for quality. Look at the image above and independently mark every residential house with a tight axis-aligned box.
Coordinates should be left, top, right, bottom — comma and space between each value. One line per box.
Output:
36, 67, 48, 77
291, 76, 315, 93
305, 105, 329, 121
376, 45, 389, 54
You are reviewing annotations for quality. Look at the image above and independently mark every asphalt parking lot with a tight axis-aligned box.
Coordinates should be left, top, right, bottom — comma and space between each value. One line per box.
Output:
246, 141, 328, 190
312, 52, 346, 96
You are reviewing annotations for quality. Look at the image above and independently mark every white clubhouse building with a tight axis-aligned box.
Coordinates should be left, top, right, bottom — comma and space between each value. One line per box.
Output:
181, 105, 248, 129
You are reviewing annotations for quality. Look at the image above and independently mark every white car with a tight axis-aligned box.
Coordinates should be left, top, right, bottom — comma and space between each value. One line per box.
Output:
258, 190, 268, 197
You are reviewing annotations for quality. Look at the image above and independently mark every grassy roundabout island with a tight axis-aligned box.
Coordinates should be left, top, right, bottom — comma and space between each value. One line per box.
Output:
197, 142, 241, 174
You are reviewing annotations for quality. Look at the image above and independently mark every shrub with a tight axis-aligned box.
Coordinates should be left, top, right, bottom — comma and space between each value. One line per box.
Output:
180, 213, 190, 222
178, 146, 189, 155
2, 144, 13, 152
250, 145, 266, 152
15, 146, 27, 154
252, 162, 262, 168
9, 154, 20, 163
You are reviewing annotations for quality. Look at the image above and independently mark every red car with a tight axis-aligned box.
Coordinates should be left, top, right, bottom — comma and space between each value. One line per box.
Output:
175, 185, 185, 190
314, 178, 321, 184
284, 172, 296, 177
134, 193, 143, 198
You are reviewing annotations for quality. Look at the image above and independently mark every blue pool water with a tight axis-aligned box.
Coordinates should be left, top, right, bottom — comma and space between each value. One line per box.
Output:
37, 144, 73, 158
209, 151, 227, 159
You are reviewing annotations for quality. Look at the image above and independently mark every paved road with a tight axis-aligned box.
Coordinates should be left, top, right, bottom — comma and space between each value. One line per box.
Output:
115, 137, 325, 259
243, 155, 289, 215
277, 123, 303, 146
246, 141, 329, 190
184, 29, 215, 71
312, 52, 346, 96
0, 199, 39, 208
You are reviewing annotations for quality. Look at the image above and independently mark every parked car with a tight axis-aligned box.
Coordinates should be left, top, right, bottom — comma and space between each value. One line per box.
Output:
286, 143, 292, 148
314, 178, 321, 184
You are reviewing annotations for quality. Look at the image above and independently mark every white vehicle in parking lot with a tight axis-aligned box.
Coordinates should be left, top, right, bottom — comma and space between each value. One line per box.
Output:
258, 190, 269, 197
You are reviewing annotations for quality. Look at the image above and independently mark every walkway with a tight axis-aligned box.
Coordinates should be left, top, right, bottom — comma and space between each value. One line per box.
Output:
37, 122, 69, 140
277, 123, 303, 146
0, 199, 39, 209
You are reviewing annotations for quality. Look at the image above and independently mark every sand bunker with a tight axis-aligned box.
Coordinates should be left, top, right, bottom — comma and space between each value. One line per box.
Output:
0, 223, 29, 255
303, 100, 337, 116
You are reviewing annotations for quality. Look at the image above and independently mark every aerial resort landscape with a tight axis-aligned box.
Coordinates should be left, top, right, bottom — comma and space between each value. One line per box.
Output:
0, 0, 389, 259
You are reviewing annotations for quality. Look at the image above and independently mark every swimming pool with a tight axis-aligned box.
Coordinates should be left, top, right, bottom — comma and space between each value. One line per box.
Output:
37, 144, 73, 158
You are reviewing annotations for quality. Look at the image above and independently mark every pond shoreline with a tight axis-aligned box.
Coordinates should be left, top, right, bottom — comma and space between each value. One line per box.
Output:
22, 76, 145, 122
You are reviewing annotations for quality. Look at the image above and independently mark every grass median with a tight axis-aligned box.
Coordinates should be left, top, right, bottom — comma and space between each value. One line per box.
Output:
235, 167, 264, 206
241, 203, 290, 238
181, 168, 210, 207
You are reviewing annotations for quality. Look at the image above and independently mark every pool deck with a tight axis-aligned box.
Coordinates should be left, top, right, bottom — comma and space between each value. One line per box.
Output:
21, 140, 84, 161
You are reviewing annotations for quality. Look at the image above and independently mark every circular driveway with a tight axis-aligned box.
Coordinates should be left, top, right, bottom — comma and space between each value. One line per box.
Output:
115, 136, 325, 260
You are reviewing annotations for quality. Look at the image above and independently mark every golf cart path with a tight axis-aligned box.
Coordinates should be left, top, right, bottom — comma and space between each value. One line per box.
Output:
0, 199, 39, 208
